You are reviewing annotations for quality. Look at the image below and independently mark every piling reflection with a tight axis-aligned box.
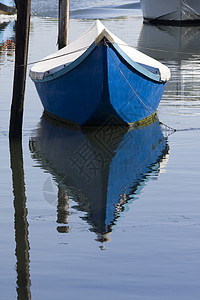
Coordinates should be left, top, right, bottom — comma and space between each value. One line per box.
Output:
29, 115, 169, 243
57, 186, 70, 233
10, 140, 31, 300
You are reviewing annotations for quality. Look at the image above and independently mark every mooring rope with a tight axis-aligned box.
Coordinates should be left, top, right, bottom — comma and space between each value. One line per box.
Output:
17, 45, 89, 68
15, 39, 199, 134
115, 42, 199, 57
17, 39, 200, 69
23, 39, 176, 133
105, 42, 176, 133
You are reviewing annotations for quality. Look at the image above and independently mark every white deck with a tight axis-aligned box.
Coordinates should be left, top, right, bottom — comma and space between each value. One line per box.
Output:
30, 20, 170, 82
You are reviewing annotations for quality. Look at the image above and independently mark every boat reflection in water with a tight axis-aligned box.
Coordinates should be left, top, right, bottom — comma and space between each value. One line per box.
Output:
138, 23, 200, 61
137, 23, 200, 100
30, 115, 169, 243
0, 19, 15, 63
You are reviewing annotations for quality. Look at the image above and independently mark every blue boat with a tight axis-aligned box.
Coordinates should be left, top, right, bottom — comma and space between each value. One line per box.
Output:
29, 116, 169, 241
0, 0, 16, 16
29, 20, 170, 126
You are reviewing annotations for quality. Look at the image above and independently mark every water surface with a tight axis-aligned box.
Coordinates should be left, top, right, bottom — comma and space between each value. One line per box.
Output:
0, 4, 200, 300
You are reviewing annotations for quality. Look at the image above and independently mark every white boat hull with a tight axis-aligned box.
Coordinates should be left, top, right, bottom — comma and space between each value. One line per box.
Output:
140, 0, 200, 23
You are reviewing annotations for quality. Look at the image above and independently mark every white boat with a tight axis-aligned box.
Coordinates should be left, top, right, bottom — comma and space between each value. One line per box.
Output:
140, 0, 200, 23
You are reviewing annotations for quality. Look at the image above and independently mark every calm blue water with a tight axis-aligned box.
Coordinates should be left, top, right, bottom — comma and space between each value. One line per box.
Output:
0, 2, 200, 299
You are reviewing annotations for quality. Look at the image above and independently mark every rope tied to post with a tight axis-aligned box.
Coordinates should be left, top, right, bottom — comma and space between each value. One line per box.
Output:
104, 41, 176, 133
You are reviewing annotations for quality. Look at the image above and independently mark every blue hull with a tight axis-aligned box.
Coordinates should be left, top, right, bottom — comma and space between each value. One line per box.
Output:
34, 42, 166, 126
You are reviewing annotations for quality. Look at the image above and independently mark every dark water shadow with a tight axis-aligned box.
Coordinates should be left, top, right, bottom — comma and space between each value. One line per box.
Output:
10, 139, 31, 299
29, 115, 169, 244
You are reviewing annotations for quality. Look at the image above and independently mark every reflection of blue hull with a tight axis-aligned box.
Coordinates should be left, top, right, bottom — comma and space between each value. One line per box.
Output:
106, 121, 168, 226
30, 116, 169, 239
30, 21, 170, 126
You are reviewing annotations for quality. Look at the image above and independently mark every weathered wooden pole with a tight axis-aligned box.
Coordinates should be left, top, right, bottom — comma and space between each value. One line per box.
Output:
9, 0, 31, 139
58, 0, 69, 49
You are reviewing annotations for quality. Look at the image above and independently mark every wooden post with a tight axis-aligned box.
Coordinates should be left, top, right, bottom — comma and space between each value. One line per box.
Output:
58, 0, 69, 49
9, 0, 31, 139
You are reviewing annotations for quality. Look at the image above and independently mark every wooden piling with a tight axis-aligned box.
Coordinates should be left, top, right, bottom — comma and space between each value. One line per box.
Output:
9, 0, 31, 139
58, 0, 69, 49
